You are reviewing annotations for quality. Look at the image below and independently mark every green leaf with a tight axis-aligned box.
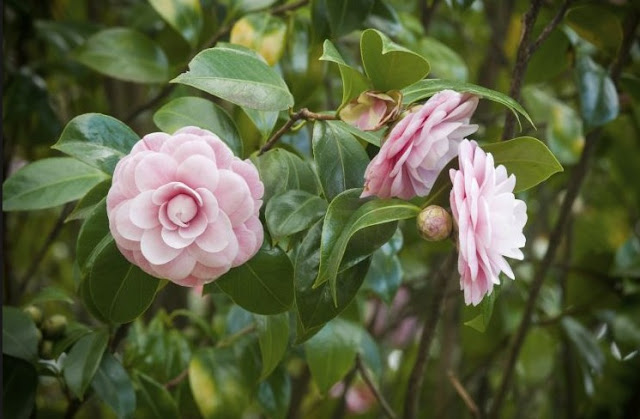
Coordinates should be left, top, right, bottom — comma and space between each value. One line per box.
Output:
463, 290, 496, 333
254, 313, 289, 380
149, 0, 203, 48
189, 347, 250, 419
153, 96, 243, 157
2, 157, 108, 212
257, 365, 291, 419
365, 0, 402, 36
266, 190, 328, 239
305, 318, 362, 393
254, 148, 318, 202
51, 322, 92, 359
520, 328, 557, 383
27, 286, 74, 305
91, 353, 136, 418
415, 37, 468, 81
73, 28, 169, 83
133, 371, 180, 419
402, 79, 535, 130
562, 317, 605, 373
294, 220, 372, 341
230, 0, 278, 14
3, 355, 37, 419
334, 120, 383, 147
2, 307, 39, 363
52, 113, 139, 174
88, 241, 161, 323
575, 54, 619, 130
565, 4, 623, 56
362, 237, 403, 304
612, 236, 640, 277
320, 40, 371, 106
66, 180, 111, 222
210, 245, 294, 315
172, 43, 294, 111
320, 0, 374, 37
63, 329, 109, 399
315, 189, 420, 303
482, 137, 563, 192
76, 199, 110, 273
244, 108, 280, 143
312, 121, 369, 201
361, 29, 430, 91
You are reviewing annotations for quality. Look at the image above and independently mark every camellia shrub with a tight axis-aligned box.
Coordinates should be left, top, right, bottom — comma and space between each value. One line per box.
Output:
3, 1, 640, 418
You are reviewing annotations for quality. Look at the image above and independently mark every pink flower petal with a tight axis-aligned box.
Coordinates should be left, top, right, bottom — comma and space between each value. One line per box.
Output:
194, 213, 233, 253
176, 155, 219, 191
140, 226, 181, 265
129, 190, 160, 229
135, 153, 178, 191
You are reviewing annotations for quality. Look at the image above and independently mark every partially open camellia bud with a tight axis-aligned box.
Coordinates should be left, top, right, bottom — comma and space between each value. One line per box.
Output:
417, 205, 453, 242
339, 90, 402, 131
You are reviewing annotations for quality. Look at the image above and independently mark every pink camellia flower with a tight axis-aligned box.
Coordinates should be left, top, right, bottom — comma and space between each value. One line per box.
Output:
361, 90, 479, 200
449, 139, 527, 305
106, 126, 264, 287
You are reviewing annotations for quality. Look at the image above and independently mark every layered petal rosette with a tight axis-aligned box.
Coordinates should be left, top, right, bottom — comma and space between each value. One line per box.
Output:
361, 90, 479, 200
106, 126, 264, 287
449, 140, 527, 305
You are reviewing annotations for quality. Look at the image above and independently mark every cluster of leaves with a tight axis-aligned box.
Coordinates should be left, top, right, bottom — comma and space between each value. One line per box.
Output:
3, 0, 640, 418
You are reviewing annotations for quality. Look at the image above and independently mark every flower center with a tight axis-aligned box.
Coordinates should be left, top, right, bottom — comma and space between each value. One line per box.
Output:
167, 194, 198, 227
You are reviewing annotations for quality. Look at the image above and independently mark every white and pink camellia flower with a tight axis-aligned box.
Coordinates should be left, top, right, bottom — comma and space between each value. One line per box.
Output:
361, 90, 479, 200
449, 139, 527, 305
106, 126, 264, 287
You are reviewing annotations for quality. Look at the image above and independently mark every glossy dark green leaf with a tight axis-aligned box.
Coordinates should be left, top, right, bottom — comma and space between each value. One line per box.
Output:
257, 365, 291, 419
305, 318, 362, 393
66, 180, 111, 222
52, 113, 139, 174
320, 40, 371, 105
133, 371, 180, 419
73, 28, 169, 83
149, 0, 203, 48
76, 199, 110, 273
402, 79, 534, 130
482, 137, 563, 193
63, 329, 109, 399
254, 148, 318, 202
415, 37, 468, 81
2, 355, 37, 419
172, 43, 294, 111
254, 313, 289, 379
91, 353, 136, 418
211, 245, 294, 315
312, 121, 369, 201
51, 322, 92, 358
2, 307, 39, 362
266, 190, 327, 239
566, 4, 622, 56
2, 158, 108, 211
315, 189, 420, 302
294, 220, 372, 341
361, 29, 430, 91
362, 241, 403, 304
189, 347, 250, 418
575, 54, 619, 130
243, 108, 279, 142
464, 289, 496, 333
88, 240, 161, 323
525, 28, 571, 84
153, 96, 243, 156
335, 120, 383, 147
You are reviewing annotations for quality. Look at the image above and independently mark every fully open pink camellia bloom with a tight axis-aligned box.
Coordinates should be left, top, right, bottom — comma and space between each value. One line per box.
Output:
106, 126, 264, 287
361, 90, 479, 200
449, 139, 527, 305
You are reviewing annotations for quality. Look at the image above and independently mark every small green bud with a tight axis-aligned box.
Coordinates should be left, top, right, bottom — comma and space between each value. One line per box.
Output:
42, 314, 68, 339
417, 205, 453, 242
23, 305, 43, 326
40, 340, 54, 360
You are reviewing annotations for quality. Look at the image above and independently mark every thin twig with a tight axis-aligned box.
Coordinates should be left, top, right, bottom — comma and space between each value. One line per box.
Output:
356, 355, 397, 419
447, 370, 480, 419
331, 367, 358, 419
109, 323, 132, 352
403, 252, 456, 419
17, 203, 73, 298
489, 14, 639, 415
216, 324, 256, 348
258, 108, 337, 155
502, 0, 572, 140
165, 367, 189, 389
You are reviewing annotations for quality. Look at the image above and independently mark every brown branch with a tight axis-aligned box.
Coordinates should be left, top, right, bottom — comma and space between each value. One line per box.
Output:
356, 355, 397, 419
165, 367, 189, 389
17, 203, 73, 298
501, 0, 572, 140
258, 108, 337, 155
109, 322, 132, 352
447, 370, 481, 419
490, 12, 640, 414
403, 253, 456, 419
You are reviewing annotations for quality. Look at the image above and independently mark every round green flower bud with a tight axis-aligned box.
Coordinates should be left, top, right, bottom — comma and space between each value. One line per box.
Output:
23, 305, 43, 326
42, 314, 68, 339
40, 340, 54, 360
417, 205, 453, 242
